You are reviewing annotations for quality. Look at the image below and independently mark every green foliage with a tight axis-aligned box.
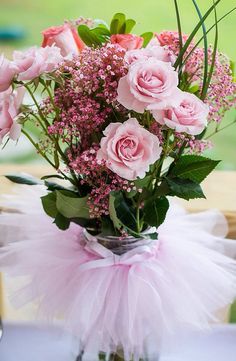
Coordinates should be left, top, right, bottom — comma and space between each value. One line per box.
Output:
110, 13, 137, 35
78, 24, 110, 47
140, 32, 153, 47
5, 174, 40, 185
169, 155, 220, 183
56, 190, 90, 219
40, 189, 90, 231
167, 177, 205, 200
109, 191, 138, 234
143, 197, 169, 227
41, 192, 57, 217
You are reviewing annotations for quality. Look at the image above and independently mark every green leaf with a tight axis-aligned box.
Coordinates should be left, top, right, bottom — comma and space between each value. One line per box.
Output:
143, 197, 169, 227
54, 213, 70, 231
109, 191, 137, 232
169, 155, 220, 183
78, 25, 101, 47
125, 19, 136, 33
188, 84, 200, 94
41, 192, 57, 218
167, 177, 205, 200
135, 175, 152, 189
5, 173, 40, 185
56, 190, 90, 219
41, 174, 64, 180
140, 32, 153, 47
110, 13, 126, 34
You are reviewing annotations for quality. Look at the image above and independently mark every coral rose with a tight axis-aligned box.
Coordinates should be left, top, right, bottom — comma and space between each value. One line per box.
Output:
111, 34, 143, 51
152, 92, 209, 135
0, 87, 24, 144
117, 57, 181, 113
97, 118, 162, 180
42, 23, 84, 56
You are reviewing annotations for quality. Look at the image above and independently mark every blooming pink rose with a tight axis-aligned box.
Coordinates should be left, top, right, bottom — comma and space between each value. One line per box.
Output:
0, 87, 24, 143
111, 34, 143, 51
155, 31, 189, 47
13, 46, 63, 81
117, 58, 181, 113
152, 92, 209, 135
125, 44, 176, 65
42, 23, 84, 57
97, 118, 162, 180
0, 55, 17, 93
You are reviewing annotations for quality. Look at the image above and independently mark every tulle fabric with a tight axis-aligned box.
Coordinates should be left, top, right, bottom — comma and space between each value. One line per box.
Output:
0, 185, 236, 360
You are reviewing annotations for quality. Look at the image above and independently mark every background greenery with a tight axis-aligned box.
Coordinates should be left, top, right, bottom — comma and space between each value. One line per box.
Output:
0, 0, 235, 168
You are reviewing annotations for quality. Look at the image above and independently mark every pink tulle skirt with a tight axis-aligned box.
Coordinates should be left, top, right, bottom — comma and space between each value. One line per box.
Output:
0, 185, 236, 360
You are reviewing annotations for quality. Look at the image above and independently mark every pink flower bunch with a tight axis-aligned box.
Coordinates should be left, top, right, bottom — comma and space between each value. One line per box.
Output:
184, 47, 236, 123
47, 44, 128, 148
69, 146, 137, 218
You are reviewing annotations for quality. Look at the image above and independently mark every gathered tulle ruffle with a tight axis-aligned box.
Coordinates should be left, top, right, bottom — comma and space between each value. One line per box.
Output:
0, 185, 236, 360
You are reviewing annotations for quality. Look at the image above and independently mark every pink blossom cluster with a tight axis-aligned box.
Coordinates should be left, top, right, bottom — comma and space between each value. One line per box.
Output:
69, 146, 137, 218
156, 33, 236, 123
47, 44, 128, 148
185, 47, 236, 123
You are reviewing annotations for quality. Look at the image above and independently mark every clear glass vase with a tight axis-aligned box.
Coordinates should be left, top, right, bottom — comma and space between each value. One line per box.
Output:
75, 231, 157, 361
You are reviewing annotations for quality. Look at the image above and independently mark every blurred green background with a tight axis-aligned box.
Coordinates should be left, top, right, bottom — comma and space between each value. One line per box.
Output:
0, 0, 235, 167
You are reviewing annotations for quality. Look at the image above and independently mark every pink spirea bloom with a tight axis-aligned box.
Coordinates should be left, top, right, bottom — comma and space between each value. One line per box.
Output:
97, 118, 162, 180
42, 23, 84, 56
0, 55, 17, 93
111, 34, 144, 51
152, 92, 209, 135
156, 31, 189, 52
13, 46, 63, 81
0, 87, 24, 144
117, 57, 181, 113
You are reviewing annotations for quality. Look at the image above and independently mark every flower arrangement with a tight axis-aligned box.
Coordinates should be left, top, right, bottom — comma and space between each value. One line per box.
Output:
1, 2, 236, 360
1, 6, 236, 237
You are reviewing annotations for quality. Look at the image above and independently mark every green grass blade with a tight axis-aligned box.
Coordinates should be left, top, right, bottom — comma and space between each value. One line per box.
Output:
174, 0, 183, 76
201, 0, 219, 100
174, 0, 221, 69
192, 0, 208, 99
179, 7, 236, 73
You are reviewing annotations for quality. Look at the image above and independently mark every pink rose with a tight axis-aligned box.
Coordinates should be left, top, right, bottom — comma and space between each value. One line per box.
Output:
155, 31, 189, 47
42, 23, 84, 57
0, 55, 17, 93
117, 58, 181, 113
97, 118, 162, 180
0, 87, 24, 144
152, 92, 209, 135
111, 34, 143, 51
13, 46, 63, 81
125, 44, 176, 65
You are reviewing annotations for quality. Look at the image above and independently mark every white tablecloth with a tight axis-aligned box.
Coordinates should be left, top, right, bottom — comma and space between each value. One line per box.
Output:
1, 322, 236, 361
